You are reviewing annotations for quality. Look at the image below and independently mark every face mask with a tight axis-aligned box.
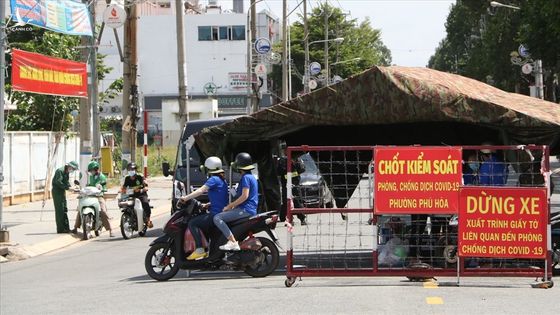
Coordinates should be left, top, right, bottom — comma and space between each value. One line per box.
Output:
128, 171, 136, 177
468, 163, 479, 171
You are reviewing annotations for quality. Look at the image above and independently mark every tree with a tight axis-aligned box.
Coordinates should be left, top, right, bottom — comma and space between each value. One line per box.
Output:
271, 3, 391, 100
4, 24, 113, 131
428, 0, 560, 101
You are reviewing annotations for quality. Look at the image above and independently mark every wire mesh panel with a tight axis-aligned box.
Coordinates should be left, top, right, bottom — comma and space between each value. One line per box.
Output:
284, 145, 553, 286
286, 146, 376, 275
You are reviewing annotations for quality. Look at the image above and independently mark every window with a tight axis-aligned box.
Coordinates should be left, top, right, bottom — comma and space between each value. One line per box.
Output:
198, 25, 245, 41
219, 26, 228, 40
198, 26, 211, 41
231, 25, 245, 40
212, 26, 219, 40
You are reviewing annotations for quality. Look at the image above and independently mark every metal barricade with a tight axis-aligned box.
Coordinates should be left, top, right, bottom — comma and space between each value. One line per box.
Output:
284, 145, 554, 288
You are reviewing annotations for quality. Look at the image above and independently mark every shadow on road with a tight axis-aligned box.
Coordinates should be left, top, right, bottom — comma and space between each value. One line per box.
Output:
121, 269, 288, 284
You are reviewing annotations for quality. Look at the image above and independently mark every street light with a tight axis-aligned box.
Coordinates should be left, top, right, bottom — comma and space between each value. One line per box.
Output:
490, 1, 520, 10
330, 57, 361, 67
490, 1, 544, 99
304, 37, 344, 93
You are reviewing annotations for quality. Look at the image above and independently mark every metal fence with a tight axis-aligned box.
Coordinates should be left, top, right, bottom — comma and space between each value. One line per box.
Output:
284, 145, 555, 287
2, 131, 80, 205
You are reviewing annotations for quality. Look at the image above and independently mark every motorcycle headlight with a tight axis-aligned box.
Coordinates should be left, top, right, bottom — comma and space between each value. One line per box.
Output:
119, 200, 134, 207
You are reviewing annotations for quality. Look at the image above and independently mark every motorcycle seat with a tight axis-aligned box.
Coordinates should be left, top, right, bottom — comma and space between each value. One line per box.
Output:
228, 211, 277, 226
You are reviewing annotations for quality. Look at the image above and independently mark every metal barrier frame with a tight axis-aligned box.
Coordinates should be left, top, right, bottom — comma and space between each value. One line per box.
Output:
284, 145, 553, 286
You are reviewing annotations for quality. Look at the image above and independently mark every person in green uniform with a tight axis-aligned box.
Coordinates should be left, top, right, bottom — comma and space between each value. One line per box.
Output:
71, 161, 113, 236
52, 161, 79, 233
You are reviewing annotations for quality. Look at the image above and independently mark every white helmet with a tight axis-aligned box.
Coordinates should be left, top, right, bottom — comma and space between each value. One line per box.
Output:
204, 156, 224, 174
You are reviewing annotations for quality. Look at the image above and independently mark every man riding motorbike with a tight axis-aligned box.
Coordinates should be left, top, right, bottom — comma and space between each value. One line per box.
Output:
71, 161, 113, 236
178, 156, 229, 260
121, 162, 153, 228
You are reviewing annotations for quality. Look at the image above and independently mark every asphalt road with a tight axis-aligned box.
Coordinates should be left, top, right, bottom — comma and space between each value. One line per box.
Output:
1, 209, 558, 315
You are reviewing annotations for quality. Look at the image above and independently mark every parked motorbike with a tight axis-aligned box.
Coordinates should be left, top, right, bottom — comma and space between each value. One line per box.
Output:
144, 199, 281, 281
75, 181, 103, 240
119, 188, 149, 239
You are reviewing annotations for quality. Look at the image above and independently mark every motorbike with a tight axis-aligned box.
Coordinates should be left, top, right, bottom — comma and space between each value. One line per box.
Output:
144, 199, 281, 281
75, 182, 103, 240
119, 188, 150, 239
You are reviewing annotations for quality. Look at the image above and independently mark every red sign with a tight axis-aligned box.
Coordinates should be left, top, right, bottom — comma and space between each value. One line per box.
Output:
458, 187, 548, 259
374, 146, 462, 214
11, 49, 88, 98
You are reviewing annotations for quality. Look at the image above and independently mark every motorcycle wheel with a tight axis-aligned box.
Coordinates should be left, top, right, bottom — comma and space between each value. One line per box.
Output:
145, 243, 179, 281
244, 237, 279, 278
82, 213, 93, 240
120, 213, 135, 240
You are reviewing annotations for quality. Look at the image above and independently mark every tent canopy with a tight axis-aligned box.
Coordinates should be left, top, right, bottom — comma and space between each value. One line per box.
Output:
193, 66, 560, 210
195, 66, 560, 159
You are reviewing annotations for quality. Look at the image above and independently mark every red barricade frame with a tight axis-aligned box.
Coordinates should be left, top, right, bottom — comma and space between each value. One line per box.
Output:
284, 145, 554, 287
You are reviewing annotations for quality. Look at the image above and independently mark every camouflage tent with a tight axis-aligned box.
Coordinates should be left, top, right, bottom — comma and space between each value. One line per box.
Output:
194, 66, 560, 209
195, 66, 560, 159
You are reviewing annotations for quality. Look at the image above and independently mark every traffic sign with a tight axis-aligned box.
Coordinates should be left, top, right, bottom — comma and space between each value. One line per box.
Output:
103, 4, 126, 29
266, 52, 281, 65
332, 75, 343, 84
521, 63, 533, 75
308, 79, 317, 90
254, 38, 271, 54
254, 63, 267, 76
518, 44, 530, 58
309, 62, 321, 75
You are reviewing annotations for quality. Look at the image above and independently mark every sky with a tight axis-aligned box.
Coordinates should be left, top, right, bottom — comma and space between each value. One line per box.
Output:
218, 0, 456, 67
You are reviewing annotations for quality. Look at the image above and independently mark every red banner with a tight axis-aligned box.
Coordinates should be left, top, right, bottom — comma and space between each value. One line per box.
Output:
374, 146, 462, 214
11, 49, 87, 98
458, 187, 548, 259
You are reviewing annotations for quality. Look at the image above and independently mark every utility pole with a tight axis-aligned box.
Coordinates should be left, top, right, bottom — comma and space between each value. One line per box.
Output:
250, 0, 259, 113
79, 0, 92, 185
535, 59, 544, 100
90, 0, 100, 158
122, 0, 138, 170
0, 0, 8, 241
281, 0, 288, 101
303, 0, 309, 94
323, 1, 329, 86
175, 0, 188, 128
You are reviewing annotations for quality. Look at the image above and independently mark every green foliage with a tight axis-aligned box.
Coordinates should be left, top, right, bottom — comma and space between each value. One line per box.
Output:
271, 3, 392, 98
428, 0, 560, 101
4, 23, 115, 131
135, 146, 176, 177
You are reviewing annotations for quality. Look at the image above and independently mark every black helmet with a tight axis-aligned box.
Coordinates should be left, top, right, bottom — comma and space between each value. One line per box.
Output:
233, 152, 255, 171
127, 162, 137, 171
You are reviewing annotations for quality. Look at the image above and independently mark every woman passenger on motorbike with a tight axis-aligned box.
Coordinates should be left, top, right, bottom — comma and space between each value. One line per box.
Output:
215, 152, 259, 251
179, 157, 229, 260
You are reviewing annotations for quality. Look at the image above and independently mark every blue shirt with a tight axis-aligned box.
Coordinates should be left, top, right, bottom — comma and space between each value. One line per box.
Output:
205, 175, 229, 216
235, 173, 258, 216
479, 155, 507, 186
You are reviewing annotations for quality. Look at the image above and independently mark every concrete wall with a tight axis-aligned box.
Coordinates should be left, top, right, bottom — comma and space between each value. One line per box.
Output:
137, 13, 247, 98
2, 132, 80, 206
161, 98, 218, 146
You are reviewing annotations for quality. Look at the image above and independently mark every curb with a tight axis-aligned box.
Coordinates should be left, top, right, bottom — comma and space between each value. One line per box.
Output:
3, 203, 171, 262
